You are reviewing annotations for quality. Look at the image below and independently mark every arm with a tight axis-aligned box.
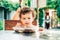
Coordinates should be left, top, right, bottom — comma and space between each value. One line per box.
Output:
11, 7, 20, 20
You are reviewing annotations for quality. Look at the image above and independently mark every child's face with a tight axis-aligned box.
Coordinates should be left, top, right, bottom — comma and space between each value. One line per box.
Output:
20, 12, 34, 27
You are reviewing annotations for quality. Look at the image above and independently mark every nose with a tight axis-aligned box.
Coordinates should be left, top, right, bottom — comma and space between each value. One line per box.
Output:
25, 19, 29, 22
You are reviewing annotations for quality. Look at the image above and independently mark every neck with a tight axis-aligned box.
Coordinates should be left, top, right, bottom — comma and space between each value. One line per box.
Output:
24, 24, 33, 28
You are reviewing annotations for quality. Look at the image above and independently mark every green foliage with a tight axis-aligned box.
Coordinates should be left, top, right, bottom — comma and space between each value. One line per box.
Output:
34, 8, 37, 20
34, 8, 44, 27
47, 0, 60, 18
56, 7, 60, 18
39, 8, 44, 27
57, 18, 60, 23
0, 21, 3, 30
0, 0, 19, 11
56, 0, 60, 18
28, 0, 30, 7
47, 0, 57, 9
23, 0, 28, 6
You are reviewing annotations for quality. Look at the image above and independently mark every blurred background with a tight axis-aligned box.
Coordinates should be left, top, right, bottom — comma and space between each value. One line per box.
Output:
0, 0, 60, 30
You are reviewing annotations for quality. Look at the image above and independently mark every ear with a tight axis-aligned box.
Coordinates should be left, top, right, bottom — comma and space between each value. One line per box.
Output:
32, 20, 37, 26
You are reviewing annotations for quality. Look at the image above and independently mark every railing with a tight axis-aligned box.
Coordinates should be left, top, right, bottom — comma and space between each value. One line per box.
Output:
5, 20, 37, 30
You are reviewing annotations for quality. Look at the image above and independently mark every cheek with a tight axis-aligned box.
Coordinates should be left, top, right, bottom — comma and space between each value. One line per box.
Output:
20, 19, 25, 23
31, 18, 34, 21
29, 18, 34, 22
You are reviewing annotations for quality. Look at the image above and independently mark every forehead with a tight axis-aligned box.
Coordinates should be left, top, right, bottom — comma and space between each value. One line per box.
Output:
21, 12, 33, 17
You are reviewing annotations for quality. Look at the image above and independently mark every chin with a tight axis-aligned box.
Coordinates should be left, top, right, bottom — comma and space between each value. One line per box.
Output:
25, 25, 30, 27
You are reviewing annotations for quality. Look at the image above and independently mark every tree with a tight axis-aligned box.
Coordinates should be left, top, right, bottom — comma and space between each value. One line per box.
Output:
0, 21, 3, 30
47, 0, 57, 9
39, 8, 44, 27
0, 0, 19, 11
56, 0, 60, 18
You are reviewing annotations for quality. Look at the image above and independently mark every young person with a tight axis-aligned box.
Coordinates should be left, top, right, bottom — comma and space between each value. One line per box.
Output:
13, 7, 38, 32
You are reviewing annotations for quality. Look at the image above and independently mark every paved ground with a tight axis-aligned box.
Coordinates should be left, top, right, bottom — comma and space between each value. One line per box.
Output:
0, 30, 60, 40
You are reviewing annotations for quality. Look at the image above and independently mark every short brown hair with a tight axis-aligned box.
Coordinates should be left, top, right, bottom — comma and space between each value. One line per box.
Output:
19, 7, 36, 19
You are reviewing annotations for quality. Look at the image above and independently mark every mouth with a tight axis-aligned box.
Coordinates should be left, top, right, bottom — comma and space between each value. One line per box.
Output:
25, 23, 29, 24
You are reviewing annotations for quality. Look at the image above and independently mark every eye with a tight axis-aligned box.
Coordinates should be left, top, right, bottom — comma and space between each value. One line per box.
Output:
23, 18, 26, 20
28, 18, 31, 19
